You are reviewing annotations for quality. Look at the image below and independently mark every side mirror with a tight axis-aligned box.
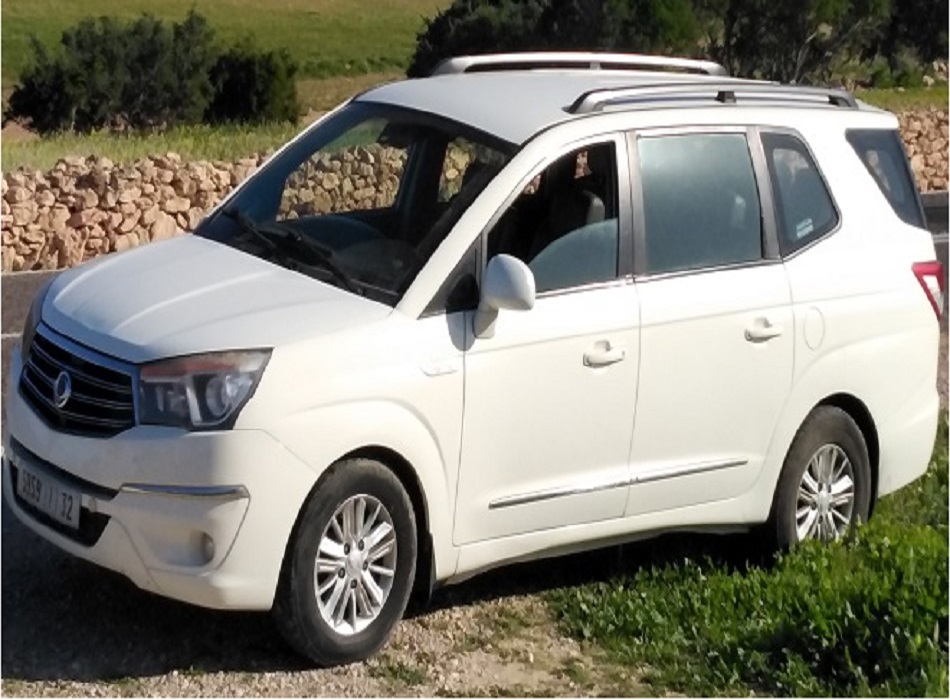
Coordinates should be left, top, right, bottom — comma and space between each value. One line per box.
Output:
473, 254, 536, 338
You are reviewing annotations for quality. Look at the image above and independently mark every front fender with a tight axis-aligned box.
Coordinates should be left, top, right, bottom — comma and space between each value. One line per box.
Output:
264, 400, 460, 581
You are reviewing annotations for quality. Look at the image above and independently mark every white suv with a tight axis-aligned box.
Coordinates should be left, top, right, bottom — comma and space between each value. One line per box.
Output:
3, 53, 943, 665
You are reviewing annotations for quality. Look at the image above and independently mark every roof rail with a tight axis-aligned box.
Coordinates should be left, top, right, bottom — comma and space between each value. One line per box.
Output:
569, 81, 858, 113
431, 52, 728, 77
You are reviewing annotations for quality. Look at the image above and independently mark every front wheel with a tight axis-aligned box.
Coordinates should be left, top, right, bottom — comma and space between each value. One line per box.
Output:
274, 459, 417, 666
770, 406, 872, 549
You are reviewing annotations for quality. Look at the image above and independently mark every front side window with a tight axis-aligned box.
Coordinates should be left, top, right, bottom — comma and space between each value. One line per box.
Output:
762, 132, 839, 254
197, 103, 514, 305
487, 143, 620, 293
638, 132, 763, 275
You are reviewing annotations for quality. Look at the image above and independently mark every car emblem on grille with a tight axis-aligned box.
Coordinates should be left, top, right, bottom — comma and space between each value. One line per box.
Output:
53, 371, 72, 409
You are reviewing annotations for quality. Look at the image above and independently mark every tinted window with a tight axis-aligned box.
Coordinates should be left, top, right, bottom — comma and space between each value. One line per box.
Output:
762, 132, 838, 254
638, 133, 762, 275
488, 143, 620, 293
847, 129, 925, 228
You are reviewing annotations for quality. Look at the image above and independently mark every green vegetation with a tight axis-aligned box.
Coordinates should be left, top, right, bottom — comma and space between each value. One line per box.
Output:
1, 0, 448, 86
5, 12, 299, 134
370, 656, 428, 686
0, 121, 301, 172
548, 417, 949, 696
858, 86, 950, 112
410, 0, 948, 84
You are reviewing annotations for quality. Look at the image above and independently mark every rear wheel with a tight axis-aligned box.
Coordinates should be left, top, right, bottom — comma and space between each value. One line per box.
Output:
770, 406, 871, 549
274, 459, 417, 666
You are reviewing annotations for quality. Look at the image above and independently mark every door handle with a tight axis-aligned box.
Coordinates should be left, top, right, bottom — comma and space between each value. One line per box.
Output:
745, 317, 784, 343
584, 342, 626, 367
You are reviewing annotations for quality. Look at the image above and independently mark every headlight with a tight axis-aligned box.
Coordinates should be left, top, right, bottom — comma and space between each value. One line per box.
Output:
137, 350, 271, 430
21, 278, 54, 357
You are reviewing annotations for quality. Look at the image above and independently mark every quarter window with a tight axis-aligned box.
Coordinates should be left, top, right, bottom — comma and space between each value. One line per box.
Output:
638, 132, 763, 275
846, 129, 925, 228
762, 132, 838, 254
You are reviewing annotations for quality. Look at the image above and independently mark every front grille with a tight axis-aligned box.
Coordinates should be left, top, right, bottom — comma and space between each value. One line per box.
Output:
19, 329, 135, 438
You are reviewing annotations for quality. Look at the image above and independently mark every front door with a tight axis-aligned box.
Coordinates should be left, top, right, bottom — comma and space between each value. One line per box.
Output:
453, 138, 641, 545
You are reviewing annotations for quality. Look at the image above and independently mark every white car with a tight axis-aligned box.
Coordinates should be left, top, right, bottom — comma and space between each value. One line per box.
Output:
3, 53, 943, 665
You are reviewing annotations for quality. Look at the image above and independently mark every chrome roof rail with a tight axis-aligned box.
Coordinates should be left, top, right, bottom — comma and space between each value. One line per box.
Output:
431, 52, 728, 77
568, 81, 858, 113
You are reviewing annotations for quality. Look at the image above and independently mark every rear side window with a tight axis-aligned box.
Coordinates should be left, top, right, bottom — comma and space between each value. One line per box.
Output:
762, 132, 838, 255
638, 132, 763, 275
846, 129, 925, 228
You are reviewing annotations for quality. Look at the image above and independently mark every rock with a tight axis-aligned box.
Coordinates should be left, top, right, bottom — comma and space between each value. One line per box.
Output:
114, 232, 139, 253
5, 185, 32, 204
104, 211, 125, 232
923, 75, 936, 88
35, 190, 56, 208
141, 204, 162, 226
119, 210, 142, 233
118, 186, 142, 204
162, 196, 191, 214
186, 207, 204, 230
74, 209, 107, 227
81, 189, 100, 209
11, 201, 37, 226
150, 214, 178, 241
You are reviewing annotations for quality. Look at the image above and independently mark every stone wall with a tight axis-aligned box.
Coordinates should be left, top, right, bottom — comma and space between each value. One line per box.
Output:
2, 109, 948, 273
899, 109, 949, 191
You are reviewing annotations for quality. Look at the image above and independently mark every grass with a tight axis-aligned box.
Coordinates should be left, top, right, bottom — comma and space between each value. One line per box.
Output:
1, 121, 303, 172
0, 0, 448, 86
369, 656, 428, 687
858, 85, 950, 111
547, 417, 949, 697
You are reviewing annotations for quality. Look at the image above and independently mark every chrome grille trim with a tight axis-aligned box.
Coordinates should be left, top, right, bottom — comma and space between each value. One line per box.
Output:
19, 325, 137, 438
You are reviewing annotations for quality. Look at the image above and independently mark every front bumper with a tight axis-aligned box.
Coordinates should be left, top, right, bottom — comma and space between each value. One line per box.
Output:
3, 345, 317, 610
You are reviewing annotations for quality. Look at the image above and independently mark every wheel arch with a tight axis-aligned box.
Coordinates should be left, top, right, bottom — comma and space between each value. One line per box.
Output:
341, 445, 435, 601
815, 392, 880, 513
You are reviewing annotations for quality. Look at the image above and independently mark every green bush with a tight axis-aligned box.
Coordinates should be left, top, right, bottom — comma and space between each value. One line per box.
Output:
206, 44, 299, 125
548, 419, 949, 696
4, 11, 298, 134
407, 0, 701, 78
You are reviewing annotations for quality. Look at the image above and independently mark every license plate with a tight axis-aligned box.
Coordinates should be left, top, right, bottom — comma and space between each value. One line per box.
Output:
14, 456, 81, 530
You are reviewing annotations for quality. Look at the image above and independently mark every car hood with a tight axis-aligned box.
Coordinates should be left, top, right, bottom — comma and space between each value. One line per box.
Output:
42, 235, 393, 363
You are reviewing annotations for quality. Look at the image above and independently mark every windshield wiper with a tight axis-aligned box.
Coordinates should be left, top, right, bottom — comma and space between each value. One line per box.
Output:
221, 207, 360, 294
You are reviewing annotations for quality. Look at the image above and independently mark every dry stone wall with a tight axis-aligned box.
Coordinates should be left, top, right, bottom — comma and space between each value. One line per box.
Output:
2, 109, 948, 273
899, 109, 949, 191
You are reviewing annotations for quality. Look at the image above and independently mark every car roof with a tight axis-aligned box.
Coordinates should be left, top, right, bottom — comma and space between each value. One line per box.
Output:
358, 70, 762, 145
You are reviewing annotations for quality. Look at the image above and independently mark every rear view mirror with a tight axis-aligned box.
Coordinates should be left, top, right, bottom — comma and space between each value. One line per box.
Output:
473, 254, 535, 338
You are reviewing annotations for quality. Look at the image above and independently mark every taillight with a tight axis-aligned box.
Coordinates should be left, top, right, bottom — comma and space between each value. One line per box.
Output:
912, 261, 945, 319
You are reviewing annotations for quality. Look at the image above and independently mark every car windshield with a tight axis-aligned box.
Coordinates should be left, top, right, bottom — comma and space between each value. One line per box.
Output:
196, 102, 515, 305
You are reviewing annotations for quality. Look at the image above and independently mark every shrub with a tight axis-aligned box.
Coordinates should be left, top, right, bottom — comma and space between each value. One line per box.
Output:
4, 38, 77, 135
206, 44, 299, 125
4, 11, 298, 134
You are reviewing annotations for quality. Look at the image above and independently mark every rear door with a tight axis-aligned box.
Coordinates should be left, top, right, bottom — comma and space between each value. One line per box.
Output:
624, 127, 794, 516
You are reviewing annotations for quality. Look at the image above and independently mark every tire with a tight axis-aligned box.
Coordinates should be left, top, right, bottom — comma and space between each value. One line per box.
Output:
770, 406, 872, 549
274, 458, 417, 666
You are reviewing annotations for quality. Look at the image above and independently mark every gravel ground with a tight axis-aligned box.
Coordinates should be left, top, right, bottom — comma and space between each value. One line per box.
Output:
1, 497, 646, 697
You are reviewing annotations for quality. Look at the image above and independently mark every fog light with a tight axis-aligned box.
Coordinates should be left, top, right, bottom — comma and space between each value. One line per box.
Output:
201, 533, 215, 563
